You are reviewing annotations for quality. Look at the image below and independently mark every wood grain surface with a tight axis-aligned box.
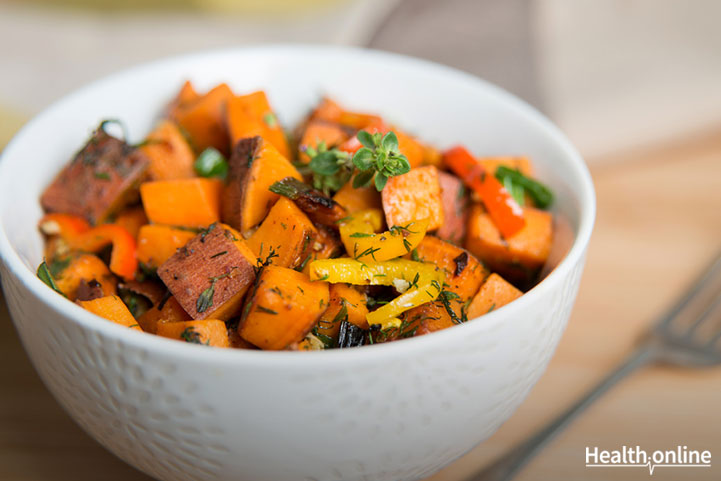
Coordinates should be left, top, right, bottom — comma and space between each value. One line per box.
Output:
1, 129, 720, 480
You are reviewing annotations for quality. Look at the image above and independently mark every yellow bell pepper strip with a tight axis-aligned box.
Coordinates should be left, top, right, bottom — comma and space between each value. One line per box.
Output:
308, 258, 445, 329
339, 209, 429, 262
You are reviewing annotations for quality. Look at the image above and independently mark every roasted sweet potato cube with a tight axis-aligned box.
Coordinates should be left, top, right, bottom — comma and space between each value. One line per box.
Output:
157, 223, 256, 320
239, 266, 329, 350
467, 273, 522, 319
476, 156, 534, 177
222, 136, 303, 235
40, 127, 149, 224
172, 83, 233, 154
140, 178, 222, 228
297, 120, 350, 163
137, 224, 196, 269
137, 295, 191, 334
412, 236, 488, 301
78, 295, 142, 331
332, 179, 382, 214
157, 320, 230, 348
301, 225, 343, 275
140, 120, 196, 181
465, 204, 553, 285
54, 254, 117, 301
315, 283, 369, 342
226, 91, 290, 159
436, 171, 469, 245
382, 165, 444, 231
402, 300, 456, 337
247, 197, 317, 269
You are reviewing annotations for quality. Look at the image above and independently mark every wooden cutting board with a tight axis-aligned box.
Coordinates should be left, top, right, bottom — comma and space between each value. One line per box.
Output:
1, 129, 720, 480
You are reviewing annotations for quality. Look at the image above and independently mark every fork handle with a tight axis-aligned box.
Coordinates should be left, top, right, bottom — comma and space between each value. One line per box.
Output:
466, 344, 658, 481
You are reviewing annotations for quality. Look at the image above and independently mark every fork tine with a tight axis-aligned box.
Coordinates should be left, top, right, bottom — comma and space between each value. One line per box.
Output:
656, 250, 721, 331
684, 292, 721, 337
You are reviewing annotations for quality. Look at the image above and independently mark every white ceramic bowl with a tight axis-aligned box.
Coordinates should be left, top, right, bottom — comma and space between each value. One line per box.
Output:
0, 45, 594, 481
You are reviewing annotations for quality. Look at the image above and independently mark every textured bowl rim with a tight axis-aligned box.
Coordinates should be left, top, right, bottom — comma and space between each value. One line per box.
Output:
0, 44, 595, 366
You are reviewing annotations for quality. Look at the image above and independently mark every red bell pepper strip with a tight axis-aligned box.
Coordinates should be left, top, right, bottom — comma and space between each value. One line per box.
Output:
39, 214, 137, 280
38, 213, 90, 238
443, 145, 525, 238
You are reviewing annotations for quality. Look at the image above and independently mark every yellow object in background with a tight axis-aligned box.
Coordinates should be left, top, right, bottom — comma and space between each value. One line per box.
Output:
13, 0, 342, 14
0, 104, 26, 150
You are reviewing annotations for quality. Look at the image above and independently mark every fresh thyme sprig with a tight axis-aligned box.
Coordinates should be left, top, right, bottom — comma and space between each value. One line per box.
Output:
304, 130, 410, 194
352, 130, 410, 191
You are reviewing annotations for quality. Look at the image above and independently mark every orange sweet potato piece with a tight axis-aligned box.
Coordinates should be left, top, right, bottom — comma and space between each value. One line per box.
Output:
436, 171, 469, 245
166, 80, 199, 118
156, 319, 230, 347
465, 204, 553, 284
332, 179, 383, 214
137, 296, 190, 334
315, 283, 369, 341
467, 273, 522, 319
54, 254, 117, 301
476, 156, 534, 177
112, 206, 148, 239
402, 300, 456, 337
78, 295, 141, 330
247, 197, 317, 269
226, 91, 290, 159
412, 236, 487, 301
310, 97, 382, 129
137, 224, 196, 269
238, 266, 329, 350
394, 128, 425, 169
140, 178, 222, 228
172, 83, 233, 154
157, 224, 256, 320
222, 136, 302, 235
301, 225, 343, 275
297, 120, 350, 163
140, 120, 196, 181
40, 127, 149, 225
381, 165, 444, 230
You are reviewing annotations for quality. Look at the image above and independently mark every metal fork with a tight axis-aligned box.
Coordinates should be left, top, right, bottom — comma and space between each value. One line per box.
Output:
467, 250, 721, 481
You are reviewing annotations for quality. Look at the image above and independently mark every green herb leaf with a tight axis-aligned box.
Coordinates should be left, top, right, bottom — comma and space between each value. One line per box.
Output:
352, 170, 374, 188
495, 166, 554, 209
349, 232, 374, 238
194, 147, 228, 179
263, 112, 278, 128
94, 171, 111, 181
309, 150, 341, 176
196, 284, 215, 313
180, 327, 207, 345
37, 261, 66, 297
374, 172, 388, 191
381, 131, 399, 152
357, 130, 375, 149
352, 147, 374, 170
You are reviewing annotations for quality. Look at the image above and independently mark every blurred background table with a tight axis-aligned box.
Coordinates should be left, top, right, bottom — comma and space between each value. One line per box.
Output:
1, 1, 720, 480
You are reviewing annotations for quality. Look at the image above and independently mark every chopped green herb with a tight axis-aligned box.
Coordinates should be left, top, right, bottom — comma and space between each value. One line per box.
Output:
210, 251, 228, 259
351, 130, 410, 191
349, 232, 374, 238
196, 284, 215, 313
37, 261, 66, 297
256, 305, 278, 315
495, 166, 554, 209
194, 147, 228, 179
180, 327, 208, 345
93, 171, 111, 181
411, 249, 421, 262
263, 112, 278, 128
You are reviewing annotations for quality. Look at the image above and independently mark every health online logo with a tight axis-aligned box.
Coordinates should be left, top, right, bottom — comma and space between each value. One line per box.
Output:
586, 445, 711, 475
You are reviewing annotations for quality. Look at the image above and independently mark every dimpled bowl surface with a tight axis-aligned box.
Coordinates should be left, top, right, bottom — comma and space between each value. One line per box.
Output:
0, 45, 594, 481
